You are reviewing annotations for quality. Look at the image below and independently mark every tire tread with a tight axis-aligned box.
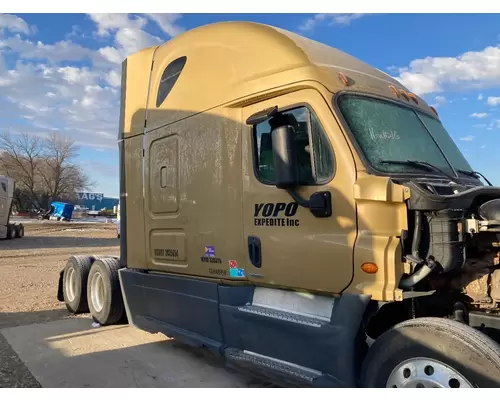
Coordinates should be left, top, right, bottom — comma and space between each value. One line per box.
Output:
87, 258, 124, 325
62, 255, 94, 314
361, 316, 500, 388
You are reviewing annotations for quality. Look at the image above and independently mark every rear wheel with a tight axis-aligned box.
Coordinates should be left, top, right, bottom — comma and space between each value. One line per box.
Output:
14, 224, 24, 238
361, 317, 500, 388
6, 224, 14, 240
62, 255, 95, 314
87, 258, 124, 325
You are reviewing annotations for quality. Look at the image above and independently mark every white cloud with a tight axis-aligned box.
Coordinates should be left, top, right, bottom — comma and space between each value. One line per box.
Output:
299, 13, 369, 32
393, 45, 500, 96
98, 46, 123, 64
115, 27, 162, 55
0, 14, 32, 35
0, 35, 95, 64
431, 95, 448, 108
487, 96, 500, 106
145, 14, 184, 37
105, 69, 121, 87
87, 13, 147, 37
470, 112, 489, 118
460, 135, 475, 141
96, 27, 163, 65
0, 61, 118, 148
478, 93, 484, 101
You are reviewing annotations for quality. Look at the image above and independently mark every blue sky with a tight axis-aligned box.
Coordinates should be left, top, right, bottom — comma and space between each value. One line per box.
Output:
1, 13, 500, 197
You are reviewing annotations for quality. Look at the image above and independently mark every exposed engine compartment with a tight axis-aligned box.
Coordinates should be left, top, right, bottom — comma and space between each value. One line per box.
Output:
398, 178, 500, 314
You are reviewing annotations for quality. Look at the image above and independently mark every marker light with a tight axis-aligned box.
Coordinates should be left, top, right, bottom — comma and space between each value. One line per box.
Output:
389, 85, 400, 97
408, 93, 419, 104
338, 72, 350, 86
361, 262, 379, 274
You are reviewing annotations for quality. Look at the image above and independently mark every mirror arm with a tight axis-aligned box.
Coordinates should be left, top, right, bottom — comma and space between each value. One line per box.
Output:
286, 189, 310, 209
286, 189, 332, 218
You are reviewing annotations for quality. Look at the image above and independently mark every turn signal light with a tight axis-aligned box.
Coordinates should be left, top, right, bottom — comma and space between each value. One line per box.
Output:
361, 262, 379, 274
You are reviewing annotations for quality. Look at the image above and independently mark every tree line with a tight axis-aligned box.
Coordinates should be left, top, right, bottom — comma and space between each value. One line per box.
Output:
0, 131, 94, 212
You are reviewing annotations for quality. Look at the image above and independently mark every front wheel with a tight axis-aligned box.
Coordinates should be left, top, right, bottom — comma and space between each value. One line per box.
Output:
361, 317, 500, 388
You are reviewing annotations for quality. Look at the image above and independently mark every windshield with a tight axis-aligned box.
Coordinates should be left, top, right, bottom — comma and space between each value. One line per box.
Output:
337, 94, 474, 178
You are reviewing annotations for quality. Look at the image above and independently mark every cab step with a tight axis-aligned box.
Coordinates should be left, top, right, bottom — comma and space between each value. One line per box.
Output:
237, 304, 327, 328
225, 348, 321, 385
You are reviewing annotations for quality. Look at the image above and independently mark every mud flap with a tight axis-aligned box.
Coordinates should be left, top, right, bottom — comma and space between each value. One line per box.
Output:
57, 269, 64, 302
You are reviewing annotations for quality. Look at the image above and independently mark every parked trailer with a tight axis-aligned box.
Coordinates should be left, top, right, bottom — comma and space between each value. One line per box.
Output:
0, 175, 24, 240
58, 21, 500, 388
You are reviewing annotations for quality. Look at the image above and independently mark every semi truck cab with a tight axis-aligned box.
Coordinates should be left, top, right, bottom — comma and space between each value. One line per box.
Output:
59, 21, 500, 388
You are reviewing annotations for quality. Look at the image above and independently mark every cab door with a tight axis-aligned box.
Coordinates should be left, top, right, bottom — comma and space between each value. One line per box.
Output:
241, 88, 357, 293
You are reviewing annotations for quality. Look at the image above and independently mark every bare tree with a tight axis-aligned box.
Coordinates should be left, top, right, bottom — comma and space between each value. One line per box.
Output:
0, 131, 95, 210
0, 132, 44, 207
38, 133, 93, 202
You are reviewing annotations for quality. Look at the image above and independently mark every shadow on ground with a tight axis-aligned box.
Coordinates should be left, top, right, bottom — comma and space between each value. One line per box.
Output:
0, 236, 119, 251
0, 314, 276, 388
0, 308, 80, 388
0, 308, 76, 330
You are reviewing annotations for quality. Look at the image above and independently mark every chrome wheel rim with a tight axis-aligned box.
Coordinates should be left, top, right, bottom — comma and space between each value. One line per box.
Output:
65, 267, 77, 302
90, 271, 105, 312
387, 357, 473, 388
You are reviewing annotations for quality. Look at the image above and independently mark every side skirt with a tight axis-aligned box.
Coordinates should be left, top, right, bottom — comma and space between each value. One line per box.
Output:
118, 268, 370, 387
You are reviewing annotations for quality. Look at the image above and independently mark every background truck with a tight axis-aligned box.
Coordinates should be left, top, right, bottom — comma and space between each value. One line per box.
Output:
0, 175, 24, 240
57, 21, 500, 388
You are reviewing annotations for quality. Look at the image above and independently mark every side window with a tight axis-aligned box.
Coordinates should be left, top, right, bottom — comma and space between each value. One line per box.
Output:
253, 106, 334, 185
156, 56, 187, 107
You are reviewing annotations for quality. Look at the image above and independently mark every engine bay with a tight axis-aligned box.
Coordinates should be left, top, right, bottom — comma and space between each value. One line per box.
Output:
398, 177, 500, 314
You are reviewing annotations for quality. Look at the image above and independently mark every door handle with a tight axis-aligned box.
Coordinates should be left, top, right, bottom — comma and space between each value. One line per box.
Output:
248, 236, 262, 268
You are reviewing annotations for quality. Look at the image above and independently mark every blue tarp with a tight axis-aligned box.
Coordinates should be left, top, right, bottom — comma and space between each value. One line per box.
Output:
51, 202, 74, 220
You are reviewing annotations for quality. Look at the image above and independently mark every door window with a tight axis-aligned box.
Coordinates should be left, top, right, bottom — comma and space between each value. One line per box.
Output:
252, 106, 334, 185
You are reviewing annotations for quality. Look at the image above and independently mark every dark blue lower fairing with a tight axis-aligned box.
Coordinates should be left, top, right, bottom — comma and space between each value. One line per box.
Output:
118, 268, 370, 387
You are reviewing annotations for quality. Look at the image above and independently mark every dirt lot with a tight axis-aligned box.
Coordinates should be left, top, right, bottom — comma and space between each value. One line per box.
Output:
0, 221, 273, 388
0, 221, 119, 387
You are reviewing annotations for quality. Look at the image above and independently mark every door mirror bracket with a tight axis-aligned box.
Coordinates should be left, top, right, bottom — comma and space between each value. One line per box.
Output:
286, 189, 332, 218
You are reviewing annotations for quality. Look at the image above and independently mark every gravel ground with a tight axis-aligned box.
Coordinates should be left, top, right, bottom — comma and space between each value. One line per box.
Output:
0, 220, 119, 388
0, 220, 275, 388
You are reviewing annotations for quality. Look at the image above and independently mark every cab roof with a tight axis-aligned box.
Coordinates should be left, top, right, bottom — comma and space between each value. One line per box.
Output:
122, 21, 435, 136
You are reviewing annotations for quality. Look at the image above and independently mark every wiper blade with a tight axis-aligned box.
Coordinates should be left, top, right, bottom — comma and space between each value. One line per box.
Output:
457, 169, 492, 186
380, 159, 458, 182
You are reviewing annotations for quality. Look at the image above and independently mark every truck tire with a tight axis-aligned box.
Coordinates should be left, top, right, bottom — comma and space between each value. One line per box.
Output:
15, 224, 24, 238
360, 317, 500, 388
6, 224, 14, 240
62, 255, 95, 314
87, 258, 124, 326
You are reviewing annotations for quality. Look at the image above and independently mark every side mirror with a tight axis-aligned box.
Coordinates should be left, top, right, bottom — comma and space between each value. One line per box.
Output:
271, 125, 298, 189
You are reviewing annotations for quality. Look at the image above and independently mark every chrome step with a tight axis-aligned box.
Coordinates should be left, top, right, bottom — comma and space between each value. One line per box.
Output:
225, 348, 321, 383
237, 304, 327, 327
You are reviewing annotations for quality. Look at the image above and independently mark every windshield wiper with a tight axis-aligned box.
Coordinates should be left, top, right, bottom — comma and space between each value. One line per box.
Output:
456, 169, 492, 186
380, 159, 458, 183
